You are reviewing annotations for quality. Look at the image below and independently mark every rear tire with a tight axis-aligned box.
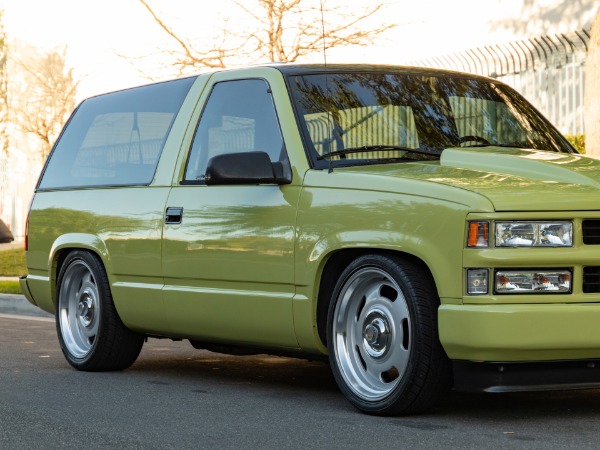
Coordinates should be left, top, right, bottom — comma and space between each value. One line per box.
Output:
56, 250, 144, 371
327, 254, 451, 415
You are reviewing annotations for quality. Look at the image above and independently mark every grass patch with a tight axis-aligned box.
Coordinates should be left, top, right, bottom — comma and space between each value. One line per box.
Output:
0, 280, 21, 295
0, 248, 26, 276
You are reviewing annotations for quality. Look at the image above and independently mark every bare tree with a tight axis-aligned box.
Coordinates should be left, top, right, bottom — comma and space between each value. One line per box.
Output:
585, 10, 600, 155
137, 0, 395, 74
11, 46, 79, 159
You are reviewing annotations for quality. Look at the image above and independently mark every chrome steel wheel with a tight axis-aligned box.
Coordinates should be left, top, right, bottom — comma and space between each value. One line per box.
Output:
332, 266, 411, 402
58, 259, 100, 359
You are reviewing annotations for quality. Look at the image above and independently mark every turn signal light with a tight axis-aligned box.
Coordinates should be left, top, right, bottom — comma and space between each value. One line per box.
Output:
467, 221, 489, 248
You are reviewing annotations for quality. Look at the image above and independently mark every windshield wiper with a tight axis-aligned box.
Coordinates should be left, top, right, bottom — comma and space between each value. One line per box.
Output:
461, 143, 533, 149
317, 145, 439, 160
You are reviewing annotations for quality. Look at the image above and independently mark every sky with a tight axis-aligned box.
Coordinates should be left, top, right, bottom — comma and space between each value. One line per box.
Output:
2, 0, 598, 101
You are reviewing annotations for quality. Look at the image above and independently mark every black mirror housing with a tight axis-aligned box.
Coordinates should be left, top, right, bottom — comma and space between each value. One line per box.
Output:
205, 151, 290, 185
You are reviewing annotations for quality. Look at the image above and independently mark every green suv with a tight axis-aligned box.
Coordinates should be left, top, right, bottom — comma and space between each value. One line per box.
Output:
21, 64, 600, 415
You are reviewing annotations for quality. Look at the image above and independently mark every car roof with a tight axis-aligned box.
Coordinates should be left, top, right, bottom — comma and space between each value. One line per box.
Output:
254, 62, 495, 81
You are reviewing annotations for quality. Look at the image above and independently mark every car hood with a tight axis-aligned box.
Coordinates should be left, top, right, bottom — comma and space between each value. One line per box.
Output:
339, 147, 600, 212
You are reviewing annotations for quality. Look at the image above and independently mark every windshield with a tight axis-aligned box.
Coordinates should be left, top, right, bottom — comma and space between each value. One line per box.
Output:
287, 72, 574, 169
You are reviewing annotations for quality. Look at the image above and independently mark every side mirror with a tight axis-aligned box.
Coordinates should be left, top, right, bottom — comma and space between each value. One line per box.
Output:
205, 151, 290, 185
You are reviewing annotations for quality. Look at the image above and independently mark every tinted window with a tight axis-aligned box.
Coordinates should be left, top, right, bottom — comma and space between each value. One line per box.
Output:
287, 73, 573, 169
39, 77, 196, 190
184, 79, 287, 182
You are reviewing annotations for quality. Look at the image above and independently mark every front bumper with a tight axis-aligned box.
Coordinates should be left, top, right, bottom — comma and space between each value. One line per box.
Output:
439, 303, 600, 361
452, 360, 600, 392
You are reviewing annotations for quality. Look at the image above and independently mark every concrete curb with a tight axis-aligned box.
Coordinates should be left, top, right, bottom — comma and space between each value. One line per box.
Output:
0, 294, 54, 318
1, 243, 52, 319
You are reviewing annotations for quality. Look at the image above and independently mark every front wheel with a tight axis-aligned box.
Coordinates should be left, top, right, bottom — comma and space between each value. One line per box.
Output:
56, 250, 144, 371
327, 254, 451, 415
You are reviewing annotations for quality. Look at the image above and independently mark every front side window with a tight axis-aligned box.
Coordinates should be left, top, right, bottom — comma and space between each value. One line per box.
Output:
38, 77, 196, 190
184, 79, 287, 182
287, 72, 574, 169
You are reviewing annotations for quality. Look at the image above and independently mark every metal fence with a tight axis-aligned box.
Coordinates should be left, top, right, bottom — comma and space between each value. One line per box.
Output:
409, 29, 591, 135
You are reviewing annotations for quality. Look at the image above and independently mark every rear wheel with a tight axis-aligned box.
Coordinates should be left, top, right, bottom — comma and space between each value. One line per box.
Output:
327, 254, 451, 415
56, 250, 144, 371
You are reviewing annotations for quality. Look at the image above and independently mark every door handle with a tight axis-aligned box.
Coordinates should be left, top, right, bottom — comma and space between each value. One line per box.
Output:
165, 207, 183, 224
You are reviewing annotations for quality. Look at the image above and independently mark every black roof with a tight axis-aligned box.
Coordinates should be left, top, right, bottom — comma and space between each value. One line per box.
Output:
263, 63, 494, 81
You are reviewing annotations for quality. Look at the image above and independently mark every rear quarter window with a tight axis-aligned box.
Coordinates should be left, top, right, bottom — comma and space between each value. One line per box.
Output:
38, 77, 196, 190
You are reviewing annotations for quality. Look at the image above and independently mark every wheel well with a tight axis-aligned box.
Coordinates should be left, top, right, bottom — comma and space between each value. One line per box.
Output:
52, 247, 103, 304
316, 249, 437, 348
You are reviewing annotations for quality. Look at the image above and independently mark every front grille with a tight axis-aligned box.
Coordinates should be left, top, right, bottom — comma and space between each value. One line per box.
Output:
583, 220, 600, 245
583, 267, 600, 293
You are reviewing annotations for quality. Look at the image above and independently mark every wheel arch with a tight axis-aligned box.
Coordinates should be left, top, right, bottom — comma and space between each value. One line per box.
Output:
54, 244, 144, 371
315, 248, 438, 348
49, 234, 110, 307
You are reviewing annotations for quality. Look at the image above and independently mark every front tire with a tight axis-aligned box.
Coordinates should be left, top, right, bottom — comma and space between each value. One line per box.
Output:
56, 250, 144, 371
327, 254, 451, 415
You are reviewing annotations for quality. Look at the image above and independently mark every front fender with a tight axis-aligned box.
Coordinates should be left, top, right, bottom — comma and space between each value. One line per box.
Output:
293, 186, 471, 352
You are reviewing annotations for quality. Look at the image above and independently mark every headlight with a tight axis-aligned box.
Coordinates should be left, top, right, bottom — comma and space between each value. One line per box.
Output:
495, 269, 572, 294
495, 221, 572, 247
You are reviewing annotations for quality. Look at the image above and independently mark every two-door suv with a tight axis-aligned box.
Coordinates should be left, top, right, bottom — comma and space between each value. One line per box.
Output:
21, 64, 600, 415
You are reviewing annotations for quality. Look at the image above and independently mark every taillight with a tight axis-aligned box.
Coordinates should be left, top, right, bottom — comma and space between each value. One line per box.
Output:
24, 195, 34, 251
24, 211, 29, 251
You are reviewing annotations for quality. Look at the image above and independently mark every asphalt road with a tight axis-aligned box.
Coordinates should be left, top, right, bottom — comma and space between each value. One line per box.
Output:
2, 299, 600, 449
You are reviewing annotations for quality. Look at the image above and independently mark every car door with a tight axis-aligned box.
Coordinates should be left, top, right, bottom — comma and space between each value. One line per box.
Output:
161, 77, 300, 348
